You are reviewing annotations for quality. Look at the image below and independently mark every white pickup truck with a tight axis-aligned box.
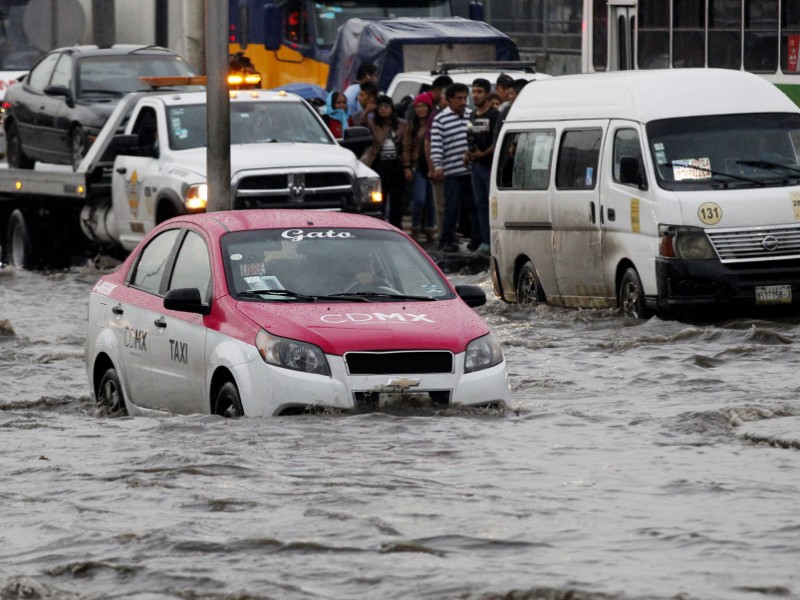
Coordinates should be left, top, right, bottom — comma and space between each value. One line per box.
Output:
0, 85, 382, 269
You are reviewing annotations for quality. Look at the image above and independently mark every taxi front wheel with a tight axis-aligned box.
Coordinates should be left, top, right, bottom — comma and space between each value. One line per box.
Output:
97, 368, 128, 416
214, 381, 244, 418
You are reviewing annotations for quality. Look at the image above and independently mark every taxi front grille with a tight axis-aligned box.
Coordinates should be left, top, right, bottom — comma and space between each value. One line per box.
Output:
345, 351, 454, 375
232, 170, 355, 211
707, 224, 800, 262
353, 390, 451, 412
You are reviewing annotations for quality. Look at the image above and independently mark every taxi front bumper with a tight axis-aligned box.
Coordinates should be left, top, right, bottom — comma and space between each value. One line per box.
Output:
232, 352, 511, 417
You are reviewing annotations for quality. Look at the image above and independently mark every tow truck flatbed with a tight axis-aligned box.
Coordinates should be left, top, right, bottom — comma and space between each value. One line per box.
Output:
0, 165, 89, 198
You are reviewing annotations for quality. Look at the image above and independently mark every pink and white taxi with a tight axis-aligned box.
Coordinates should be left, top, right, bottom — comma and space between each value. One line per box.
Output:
85, 210, 510, 417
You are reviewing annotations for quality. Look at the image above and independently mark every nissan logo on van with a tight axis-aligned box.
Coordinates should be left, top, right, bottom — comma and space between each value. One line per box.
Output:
761, 235, 780, 252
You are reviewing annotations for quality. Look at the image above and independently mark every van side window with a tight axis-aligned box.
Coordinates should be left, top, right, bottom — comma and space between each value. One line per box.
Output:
556, 129, 602, 190
497, 132, 526, 189
613, 128, 647, 189
496, 130, 555, 191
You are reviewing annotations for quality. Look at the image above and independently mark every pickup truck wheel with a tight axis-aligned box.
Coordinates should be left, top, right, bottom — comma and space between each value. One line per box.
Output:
97, 367, 128, 416
6, 121, 34, 169
516, 261, 545, 305
70, 127, 87, 171
5, 209, 40, 269
214, 381, 244, 418
619, 267, 650, 319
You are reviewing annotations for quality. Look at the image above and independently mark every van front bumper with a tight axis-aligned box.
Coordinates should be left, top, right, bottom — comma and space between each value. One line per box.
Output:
655, 257, 800, 311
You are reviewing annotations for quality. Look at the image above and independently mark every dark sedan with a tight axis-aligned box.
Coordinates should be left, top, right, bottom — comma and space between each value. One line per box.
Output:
3, 45, 197, 170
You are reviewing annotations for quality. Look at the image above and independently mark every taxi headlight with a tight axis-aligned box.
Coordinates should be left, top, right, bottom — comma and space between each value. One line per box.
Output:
255, 329, 331, 377
659, 225, 715, 260
464, 332, 504, 373
358, 176, 383, 205
185, 183, 208, 211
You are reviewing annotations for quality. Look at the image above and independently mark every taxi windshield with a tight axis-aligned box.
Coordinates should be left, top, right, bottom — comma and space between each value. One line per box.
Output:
166, 101, 334, 150
221, 228, 454, 301
647, 112, 800, 191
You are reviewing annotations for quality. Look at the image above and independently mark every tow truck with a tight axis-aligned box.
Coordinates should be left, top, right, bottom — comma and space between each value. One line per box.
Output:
0, 77, 380, 270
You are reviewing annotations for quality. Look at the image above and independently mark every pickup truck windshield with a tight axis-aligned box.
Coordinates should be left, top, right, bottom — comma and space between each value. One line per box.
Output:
647, 112, 800, 190
166, 101, 334, 150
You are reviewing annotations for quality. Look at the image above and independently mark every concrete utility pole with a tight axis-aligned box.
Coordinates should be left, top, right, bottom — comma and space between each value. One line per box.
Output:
91, 0, 114, 47
205, 0, 231, 212
155, 0, 169, 48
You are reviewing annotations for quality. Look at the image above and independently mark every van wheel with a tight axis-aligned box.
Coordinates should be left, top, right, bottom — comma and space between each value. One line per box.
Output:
516, 261, 545, 305
619, 267, 650, 319
214, 381, 244, 418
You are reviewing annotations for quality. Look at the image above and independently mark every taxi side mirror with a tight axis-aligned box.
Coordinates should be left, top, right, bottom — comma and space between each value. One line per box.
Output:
164, 287, 211, 315
455, 284, 486, 308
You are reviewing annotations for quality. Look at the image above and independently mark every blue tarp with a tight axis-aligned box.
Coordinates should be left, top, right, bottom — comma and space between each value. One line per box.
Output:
326, 17, 520, 93
270, 82, 328, 102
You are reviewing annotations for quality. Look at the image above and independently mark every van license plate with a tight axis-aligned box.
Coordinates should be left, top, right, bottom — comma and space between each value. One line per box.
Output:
755, 285, 792, 304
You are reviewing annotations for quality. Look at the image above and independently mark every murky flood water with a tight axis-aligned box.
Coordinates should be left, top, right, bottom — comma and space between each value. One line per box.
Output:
1, 264, 799, 600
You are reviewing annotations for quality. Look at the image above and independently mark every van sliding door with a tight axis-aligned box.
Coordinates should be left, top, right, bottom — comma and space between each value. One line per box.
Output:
551, 124, 607, 306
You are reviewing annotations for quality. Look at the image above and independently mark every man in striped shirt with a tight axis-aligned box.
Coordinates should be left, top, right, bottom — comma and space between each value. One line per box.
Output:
430, 83, 480, 253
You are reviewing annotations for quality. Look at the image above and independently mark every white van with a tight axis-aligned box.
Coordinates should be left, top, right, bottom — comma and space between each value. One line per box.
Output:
489, 69, 800, 318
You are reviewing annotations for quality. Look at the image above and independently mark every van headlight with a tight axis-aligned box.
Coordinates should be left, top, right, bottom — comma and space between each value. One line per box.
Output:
185, 183, 208, 211
464, 332, 504, 373
659, 225, 716, 260
358, 176, 383, 207
255, 329, 331, 376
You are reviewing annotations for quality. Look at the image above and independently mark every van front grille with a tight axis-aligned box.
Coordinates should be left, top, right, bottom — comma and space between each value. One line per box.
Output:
707, 224, 800, 262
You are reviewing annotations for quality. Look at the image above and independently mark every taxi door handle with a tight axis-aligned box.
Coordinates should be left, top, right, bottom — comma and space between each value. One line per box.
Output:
116, 167, 127, 174
154, 316, 167, 328
111, 304, 124, 315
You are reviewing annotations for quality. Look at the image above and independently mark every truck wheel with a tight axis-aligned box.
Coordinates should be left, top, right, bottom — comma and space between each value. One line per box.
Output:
5, 209, 40, 269
97, 367, 128, 416
70, 127, 87, 171
619, 267, 650, 319
6, 121, 34, 169
516, 261, 545, 305
213, 381, 244, 418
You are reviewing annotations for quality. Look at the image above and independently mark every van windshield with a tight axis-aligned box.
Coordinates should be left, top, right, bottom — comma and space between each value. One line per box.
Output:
647, 113, 800, 190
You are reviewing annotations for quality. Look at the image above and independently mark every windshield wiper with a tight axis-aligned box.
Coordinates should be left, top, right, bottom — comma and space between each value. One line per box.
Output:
239, 289, 318, 301
736, 160, 800, 176
324, 292, 436, 301
662, 162, 764, 187
80, 89, 125, 97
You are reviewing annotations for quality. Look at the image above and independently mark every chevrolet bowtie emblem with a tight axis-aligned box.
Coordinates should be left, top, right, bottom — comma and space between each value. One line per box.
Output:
386, 377, 421, 389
